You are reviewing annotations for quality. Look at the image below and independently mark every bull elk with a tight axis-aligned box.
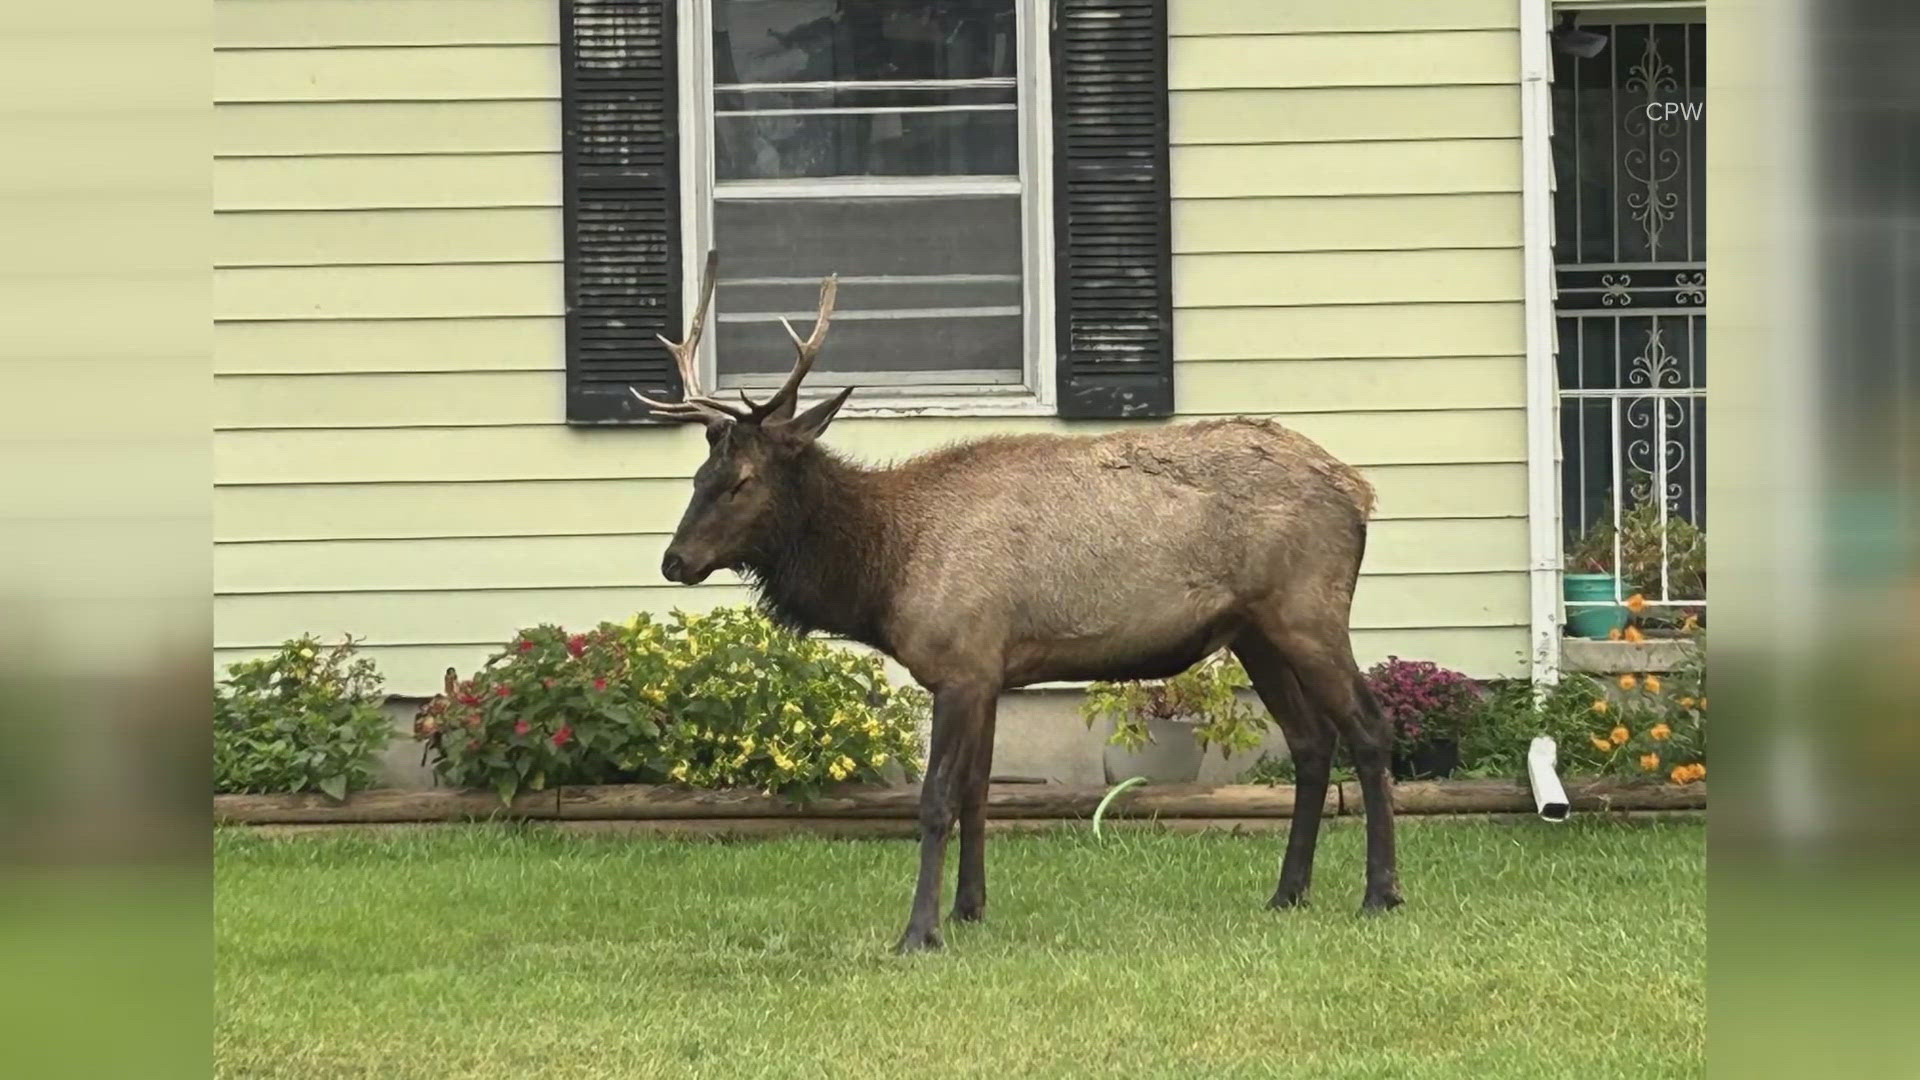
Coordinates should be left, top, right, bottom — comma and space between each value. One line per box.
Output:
636, 253, 1401, 953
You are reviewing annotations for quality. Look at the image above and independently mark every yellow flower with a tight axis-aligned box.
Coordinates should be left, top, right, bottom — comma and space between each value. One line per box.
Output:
1590, 736, 1614, 753
1639, 752, 1660, 771
790, 720, 806, 735
670, 764, 688, 782
828, 761, 850, 781
1644, 675, 1663, 694
1591, 699, 1610, 715
872, 753, 889, 767
740, 736, 755, 754
1619, 673, 1639, 691
1626, 593, 1648, 615
1623, 625, 1646, 643
1649, 723, 1672, 741
1610, 726, 1630, 746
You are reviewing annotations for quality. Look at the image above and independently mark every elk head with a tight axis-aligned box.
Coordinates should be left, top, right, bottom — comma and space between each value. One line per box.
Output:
632, 251, 853, 585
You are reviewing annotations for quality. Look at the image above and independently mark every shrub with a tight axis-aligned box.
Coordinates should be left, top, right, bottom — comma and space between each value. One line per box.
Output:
1454, 635, 1706, 782
1363, 656, 1480, 753
637, 608, 925, 800
414, 621, 669, 803
416, 608, 927, 803
215, 635, 393, 799
1082, 650, 1265, 757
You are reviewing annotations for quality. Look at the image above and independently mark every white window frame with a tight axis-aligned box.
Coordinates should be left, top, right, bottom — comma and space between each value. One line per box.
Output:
677, 0, 1055, 418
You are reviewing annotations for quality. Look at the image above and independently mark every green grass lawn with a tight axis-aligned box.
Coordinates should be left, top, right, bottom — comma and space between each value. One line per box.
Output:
216, 817, 1703, 1079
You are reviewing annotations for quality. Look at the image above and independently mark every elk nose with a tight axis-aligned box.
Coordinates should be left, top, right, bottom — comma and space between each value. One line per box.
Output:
660, 552, 687, 583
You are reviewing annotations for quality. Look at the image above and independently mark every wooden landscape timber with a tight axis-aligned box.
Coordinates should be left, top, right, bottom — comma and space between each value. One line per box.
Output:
215, 778, 1703, 826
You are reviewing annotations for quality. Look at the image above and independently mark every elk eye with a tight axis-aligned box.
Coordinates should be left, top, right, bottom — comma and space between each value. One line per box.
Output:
724, 475, 750, 499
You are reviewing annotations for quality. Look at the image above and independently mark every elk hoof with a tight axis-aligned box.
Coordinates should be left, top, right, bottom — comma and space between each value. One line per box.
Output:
1359, 889, 1404, 915
949, 903, 985, 924
893, 928, 944, 954
1267, 889, 1309, 911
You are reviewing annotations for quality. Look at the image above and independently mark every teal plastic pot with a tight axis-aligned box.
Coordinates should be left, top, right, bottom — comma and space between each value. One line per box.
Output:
1564, 573, 1628, 638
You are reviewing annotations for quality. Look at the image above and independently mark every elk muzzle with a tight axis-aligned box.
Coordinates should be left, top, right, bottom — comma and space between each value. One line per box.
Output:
659, 549, 713, 586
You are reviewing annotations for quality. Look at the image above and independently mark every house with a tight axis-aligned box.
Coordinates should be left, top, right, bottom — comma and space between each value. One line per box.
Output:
214, 0, 1706, 773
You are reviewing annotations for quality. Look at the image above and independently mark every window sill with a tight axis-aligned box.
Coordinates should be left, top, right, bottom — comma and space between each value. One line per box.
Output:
832, 393, 1057, 420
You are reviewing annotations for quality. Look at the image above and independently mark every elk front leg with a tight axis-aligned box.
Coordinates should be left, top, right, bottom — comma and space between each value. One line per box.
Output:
950, 698, 999, 924
895, 682, 991, 953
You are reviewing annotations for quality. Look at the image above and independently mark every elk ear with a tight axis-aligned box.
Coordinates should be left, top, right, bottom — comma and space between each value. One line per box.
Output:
775, 386, 855, 444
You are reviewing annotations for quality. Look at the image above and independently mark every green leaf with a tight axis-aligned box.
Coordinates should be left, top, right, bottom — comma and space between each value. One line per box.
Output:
494, 776, 519, 806
317, 773, 348, 801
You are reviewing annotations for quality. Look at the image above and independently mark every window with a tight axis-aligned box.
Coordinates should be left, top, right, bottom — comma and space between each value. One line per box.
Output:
559, 0, 1176, 423
690, 0, 1042, 402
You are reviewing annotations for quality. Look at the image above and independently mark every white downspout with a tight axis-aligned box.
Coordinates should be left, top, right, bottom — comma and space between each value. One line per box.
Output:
1519, 0, 1564, 686
1528, 736, 1572, 821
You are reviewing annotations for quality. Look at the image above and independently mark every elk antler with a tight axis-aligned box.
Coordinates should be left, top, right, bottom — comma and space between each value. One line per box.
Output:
741, 273, 838, 423
628, 250, 753, 424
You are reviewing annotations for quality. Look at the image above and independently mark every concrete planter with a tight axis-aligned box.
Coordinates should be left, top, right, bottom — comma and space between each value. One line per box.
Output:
1100, 714, 1205, 784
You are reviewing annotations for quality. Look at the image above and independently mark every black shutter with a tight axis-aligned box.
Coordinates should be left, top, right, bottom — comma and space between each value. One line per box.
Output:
1050, 0, 1175, 419
560, 0, 682, 424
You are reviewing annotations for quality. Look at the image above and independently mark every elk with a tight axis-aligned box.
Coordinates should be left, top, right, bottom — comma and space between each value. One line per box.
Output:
636, 253, 1400, 953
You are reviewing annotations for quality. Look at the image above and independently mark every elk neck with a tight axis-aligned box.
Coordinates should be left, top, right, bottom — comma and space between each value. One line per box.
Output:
739, 444, 907, 651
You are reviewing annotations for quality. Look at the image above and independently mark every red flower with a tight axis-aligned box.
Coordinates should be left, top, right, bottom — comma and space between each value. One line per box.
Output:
518, 638, 535, 653
494, 684, 512, 698
567, 634, 587, 658
514, 719, 531, 736
593, 677, 607, 692
543, 677, 557, 690
465, 714, 480, 730
459, 693, 481, 707
552, 726, 574, 748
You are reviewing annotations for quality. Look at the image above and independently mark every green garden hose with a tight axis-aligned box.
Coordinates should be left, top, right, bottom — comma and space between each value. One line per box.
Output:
1092, 776, 1148, 839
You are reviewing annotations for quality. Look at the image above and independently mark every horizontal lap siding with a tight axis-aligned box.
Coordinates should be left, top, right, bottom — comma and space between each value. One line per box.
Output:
212, 0, 1529, 692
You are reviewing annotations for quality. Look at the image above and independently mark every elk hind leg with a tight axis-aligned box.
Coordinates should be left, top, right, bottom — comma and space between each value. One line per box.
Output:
1260, 612, 1402, 913
1233, 629, 1335, 909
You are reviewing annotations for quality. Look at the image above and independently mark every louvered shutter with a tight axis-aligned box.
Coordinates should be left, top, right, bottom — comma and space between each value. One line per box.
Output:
560, 0, 682, 424
1050, 0, 1175, 419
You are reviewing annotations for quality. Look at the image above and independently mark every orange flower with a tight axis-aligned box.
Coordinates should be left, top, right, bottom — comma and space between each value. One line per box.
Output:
1698, 696, 1707, 711
1610, 725, 1630, 746
1670, 765, 1692, 785
1640, 753, 1661, 771
1649, 723, 1672, 741
1693, 764, 1706, 781
1619, 673, 1639, 691
1626, 593, 1648, 614
1645, 675, 1663, 694
1607, 627, 1624, 641
1678, 696, 1696, 709
1680, 614, 1700, 633
1591, 699, 1610, 715
1624, 625, 1647, 643
1590, 736, 1614, 753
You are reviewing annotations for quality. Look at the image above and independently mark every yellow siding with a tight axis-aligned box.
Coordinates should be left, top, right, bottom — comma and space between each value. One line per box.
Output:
212, 0, 1528, 692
